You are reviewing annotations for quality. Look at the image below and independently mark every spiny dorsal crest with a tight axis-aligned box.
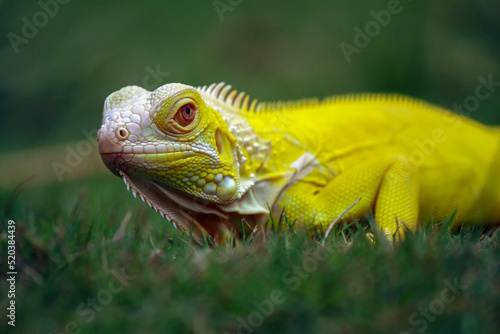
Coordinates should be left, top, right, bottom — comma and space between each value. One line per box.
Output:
197, 82, 439, 114
197, 82, 321, 112
197, 82, 256, 111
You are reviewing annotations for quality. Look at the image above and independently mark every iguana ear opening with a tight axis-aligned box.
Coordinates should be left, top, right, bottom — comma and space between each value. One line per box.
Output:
215, 129, 223, 154
210, 127, 241, 201
208, 114, 257, 201
215, 128, 234, 156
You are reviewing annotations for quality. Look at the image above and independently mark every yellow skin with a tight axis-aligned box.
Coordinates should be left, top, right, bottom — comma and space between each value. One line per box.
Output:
98, 82, 500, 242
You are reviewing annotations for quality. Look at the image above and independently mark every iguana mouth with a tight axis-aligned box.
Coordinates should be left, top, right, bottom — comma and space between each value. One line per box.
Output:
98, 132, 124, 176
98, 133, 123, 154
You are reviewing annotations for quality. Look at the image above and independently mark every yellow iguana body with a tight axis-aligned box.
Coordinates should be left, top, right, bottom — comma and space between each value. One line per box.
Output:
98, 82, 500, 241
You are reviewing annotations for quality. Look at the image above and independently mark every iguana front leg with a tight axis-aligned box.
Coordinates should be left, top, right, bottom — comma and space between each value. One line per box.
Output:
276, 156, 419, 239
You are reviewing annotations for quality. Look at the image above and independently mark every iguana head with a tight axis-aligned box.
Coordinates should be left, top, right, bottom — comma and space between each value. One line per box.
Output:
98, 83, 259, 232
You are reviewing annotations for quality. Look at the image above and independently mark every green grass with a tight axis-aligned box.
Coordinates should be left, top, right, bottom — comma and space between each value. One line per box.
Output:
1, 176, 500, 334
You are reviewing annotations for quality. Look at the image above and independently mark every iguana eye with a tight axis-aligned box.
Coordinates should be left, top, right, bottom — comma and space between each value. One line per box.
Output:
174, 103, 197, 127
153, 95, 200, 135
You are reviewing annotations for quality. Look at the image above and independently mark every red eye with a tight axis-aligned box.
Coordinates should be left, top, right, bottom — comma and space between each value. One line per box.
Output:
174, 103, 197, 127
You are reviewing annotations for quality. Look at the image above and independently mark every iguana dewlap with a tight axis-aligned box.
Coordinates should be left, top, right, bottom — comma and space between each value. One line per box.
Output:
98, 82, 500, 241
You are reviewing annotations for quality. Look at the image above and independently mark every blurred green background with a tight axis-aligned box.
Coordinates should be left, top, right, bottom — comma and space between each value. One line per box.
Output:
1, 0, 499, 157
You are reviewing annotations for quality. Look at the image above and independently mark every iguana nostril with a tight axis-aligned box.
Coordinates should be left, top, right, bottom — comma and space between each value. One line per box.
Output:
116, 127, 129, 140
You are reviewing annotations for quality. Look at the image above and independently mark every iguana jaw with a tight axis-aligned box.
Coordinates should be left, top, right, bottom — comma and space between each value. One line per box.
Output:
119, 170, 232, 236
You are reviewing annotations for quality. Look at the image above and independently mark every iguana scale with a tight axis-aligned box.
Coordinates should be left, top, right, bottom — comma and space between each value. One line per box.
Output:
98, 82, 500, 241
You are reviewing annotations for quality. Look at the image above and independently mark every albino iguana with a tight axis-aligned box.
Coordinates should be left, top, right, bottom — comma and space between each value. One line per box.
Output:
98, 82, 500, 242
